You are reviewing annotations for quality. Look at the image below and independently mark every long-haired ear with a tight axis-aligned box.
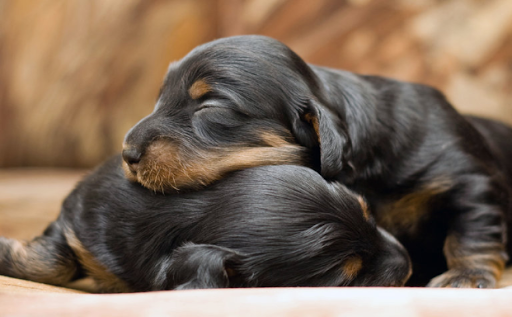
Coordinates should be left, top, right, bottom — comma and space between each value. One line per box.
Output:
170, 243, 245, 290
290, 98, 353, 179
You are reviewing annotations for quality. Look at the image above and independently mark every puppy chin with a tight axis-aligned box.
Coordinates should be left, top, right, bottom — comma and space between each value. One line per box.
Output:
121, 138, 309, 192
122, 156, 215, 193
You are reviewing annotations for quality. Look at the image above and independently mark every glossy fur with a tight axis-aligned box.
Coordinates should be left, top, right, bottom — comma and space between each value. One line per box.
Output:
122, 35, 512, 287
0, 156, 411, 292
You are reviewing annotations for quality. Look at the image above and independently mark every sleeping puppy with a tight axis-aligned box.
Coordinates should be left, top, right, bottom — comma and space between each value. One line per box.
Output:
0, 156, 411, 292
121, 35, 512, 287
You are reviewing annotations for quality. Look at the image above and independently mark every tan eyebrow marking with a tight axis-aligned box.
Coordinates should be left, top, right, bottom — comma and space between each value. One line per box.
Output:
188, 79, 212, 99
342, 256, 363, 279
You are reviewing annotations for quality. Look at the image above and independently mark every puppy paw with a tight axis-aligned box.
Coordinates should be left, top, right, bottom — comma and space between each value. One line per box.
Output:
427, 269, 496, 288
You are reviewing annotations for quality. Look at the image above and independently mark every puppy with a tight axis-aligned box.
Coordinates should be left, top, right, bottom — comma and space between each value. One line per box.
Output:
0, 156, 411, 292
121, 35, 512, 287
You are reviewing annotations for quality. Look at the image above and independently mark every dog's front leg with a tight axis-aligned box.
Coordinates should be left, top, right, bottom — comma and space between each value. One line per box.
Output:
427, 175, 508, 288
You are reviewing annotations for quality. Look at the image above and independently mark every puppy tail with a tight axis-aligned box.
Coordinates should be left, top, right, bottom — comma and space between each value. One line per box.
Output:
0, 221, 80, 285
160, 243, 246, 290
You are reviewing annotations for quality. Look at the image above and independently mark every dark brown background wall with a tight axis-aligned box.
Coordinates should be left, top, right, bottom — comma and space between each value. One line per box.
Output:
1, 0, 511, 167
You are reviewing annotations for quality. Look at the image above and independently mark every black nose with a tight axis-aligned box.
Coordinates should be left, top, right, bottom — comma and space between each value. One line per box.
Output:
377, 227, 412, 286
122, 147, 142, 173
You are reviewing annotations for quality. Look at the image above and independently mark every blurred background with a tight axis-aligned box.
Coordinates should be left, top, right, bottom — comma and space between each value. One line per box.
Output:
1, 0, 511, 168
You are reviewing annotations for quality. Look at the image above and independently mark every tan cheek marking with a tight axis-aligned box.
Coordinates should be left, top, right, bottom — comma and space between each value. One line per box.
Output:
260, 132, 293, 147
375, 178, 453, 235
167, 145, 307, 189
188, 79, 212, 100
65, 229, 131, 293
223, 145, 305, 167
134, 139, 307, 192
135, 140, 185, 192
357, 196, 371, 221
342, 256, 363, 279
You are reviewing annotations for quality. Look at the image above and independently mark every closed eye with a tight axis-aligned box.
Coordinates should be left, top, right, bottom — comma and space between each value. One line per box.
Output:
197, 104, 217, 112
195, 99, 230, 114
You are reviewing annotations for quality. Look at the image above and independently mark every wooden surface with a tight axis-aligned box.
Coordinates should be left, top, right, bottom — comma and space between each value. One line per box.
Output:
0, 168, 85, 239
2, 168, 512, 315
0, 283, 512, 317
0, 276, 85, 295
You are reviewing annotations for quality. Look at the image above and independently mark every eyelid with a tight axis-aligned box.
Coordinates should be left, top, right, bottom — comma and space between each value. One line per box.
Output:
198, 104, 216, 111
196, 100, 224, 111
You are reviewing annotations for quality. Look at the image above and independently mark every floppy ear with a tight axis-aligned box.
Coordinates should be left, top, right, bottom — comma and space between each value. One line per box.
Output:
290, 98, 353, 179
170, 243, 245, 290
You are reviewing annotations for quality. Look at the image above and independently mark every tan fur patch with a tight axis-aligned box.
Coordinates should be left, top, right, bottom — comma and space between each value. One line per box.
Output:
357, 196, 371, 221
260, 132, 292, 147
375, 178, 453, 235
127, 139, 308, 192
225, 268, 236, 278
443, 234, 506, 281
0, 237, 78, 286
342, 256, 363, 279
64, 229, 131, 293
304, 113, 320, 144
188, 79, 212, 100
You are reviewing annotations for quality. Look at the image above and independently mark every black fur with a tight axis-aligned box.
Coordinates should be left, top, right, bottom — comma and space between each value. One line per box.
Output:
123, 35, 512, 287
0, 156, 411, 292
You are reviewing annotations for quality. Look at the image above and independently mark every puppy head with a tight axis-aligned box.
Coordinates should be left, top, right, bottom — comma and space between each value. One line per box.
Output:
122, 35, 351, 192
312, 182, 412, 287
196, 166, 411, 287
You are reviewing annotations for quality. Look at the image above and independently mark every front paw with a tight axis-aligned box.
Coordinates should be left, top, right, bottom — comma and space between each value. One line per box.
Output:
427, 269, 496, 288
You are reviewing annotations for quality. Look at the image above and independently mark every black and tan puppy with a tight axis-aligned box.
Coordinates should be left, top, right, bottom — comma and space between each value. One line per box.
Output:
122, 35, 512, 287
0, 156, 411, 292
